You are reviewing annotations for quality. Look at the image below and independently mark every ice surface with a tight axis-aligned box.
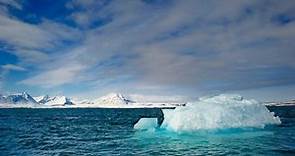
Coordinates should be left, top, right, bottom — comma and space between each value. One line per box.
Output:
161, 94, 281, 132
134, 118, 158, 130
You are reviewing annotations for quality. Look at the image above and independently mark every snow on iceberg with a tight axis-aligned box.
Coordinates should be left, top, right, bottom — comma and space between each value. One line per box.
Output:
160, 94, 281, 132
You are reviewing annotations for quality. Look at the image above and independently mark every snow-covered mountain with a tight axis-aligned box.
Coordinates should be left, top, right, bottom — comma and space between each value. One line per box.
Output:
93, 93, 135, 106
0, 92, 38, 104
264, 100, 295, 106
0, 92, 39, 107
0, 92, 186, 108
33, 96, 46, 103
72, 99, 94, 105
34, 95, 73, 106
87, 93, 185, 108
127, 94, 188, 107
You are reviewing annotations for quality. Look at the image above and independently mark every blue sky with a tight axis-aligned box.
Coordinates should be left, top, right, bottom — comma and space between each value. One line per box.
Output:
0, 0, 295, 100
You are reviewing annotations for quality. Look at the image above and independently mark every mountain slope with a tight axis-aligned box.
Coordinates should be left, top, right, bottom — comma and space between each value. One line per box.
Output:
93, 93, 135, 106
0, 92, 39, 107
0, 92, 38, 104
34, 95, 73, 106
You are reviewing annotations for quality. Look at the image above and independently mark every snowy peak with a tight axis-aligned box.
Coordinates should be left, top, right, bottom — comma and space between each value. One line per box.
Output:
94, 93, 135, 105
264, 99, 295, 106
34, 95, 73, 106
1, 92, 186, 108
72, 99, 94, 105
0, 92, 38, 104
33, 96, 46, 103
35, 95, 50, 104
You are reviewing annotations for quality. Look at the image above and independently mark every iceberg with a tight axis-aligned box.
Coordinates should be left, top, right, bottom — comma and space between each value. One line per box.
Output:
160, 94, 281, 132
134, 118, 159, 130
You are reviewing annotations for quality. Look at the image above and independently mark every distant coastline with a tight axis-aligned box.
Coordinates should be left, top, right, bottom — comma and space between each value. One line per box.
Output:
264, 100, 295, 106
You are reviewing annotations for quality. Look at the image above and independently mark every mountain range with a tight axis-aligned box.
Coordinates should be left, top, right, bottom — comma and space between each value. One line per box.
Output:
0, 92, 38, 104
0, 92, 294, 108
0, 92, 186, 108
34, 95, 73, 106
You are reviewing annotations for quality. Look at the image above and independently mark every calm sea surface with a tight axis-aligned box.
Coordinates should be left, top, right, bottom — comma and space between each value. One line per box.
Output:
0, 107, 294, 155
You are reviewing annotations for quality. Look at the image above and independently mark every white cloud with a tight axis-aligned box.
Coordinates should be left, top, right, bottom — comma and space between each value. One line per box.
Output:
0, 15, 52, 49
0, 11, 81, 64
0, 0, 22, 10
2, 0, 295, 94
1, 64, 26, 71
41, 0, 295, 91
20, 63, 87, 87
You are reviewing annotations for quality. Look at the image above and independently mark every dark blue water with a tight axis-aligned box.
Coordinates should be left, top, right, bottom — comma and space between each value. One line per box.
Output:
0, 107, 294, 155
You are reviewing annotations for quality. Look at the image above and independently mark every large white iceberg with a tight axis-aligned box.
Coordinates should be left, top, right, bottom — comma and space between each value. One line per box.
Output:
161, 94, 281, 132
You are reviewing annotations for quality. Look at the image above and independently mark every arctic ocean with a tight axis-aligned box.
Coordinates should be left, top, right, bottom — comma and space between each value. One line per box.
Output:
1, 95, 294, 155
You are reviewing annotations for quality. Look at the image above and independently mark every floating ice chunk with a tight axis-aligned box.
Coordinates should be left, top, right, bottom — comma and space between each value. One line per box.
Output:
161, 94, 281, 132
134, 118, 159, 130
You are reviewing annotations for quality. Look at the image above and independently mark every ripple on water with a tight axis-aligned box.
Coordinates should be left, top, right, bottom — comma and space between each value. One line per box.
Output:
0, 108, 294, 155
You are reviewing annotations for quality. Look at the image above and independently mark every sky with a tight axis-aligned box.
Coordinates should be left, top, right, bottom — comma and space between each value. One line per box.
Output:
0, 0, 295, 101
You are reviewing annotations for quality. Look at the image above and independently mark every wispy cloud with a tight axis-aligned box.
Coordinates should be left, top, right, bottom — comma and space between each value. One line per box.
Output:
1, 0, 295, 97
56, 0, 295, 91
0, 0, 22, 12
2, 64, 26, 71
0, 2, 81, 64
20, 63, 87, 87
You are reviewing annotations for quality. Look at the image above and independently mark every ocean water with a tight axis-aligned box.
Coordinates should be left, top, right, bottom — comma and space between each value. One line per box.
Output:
0, 107, 294, 156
